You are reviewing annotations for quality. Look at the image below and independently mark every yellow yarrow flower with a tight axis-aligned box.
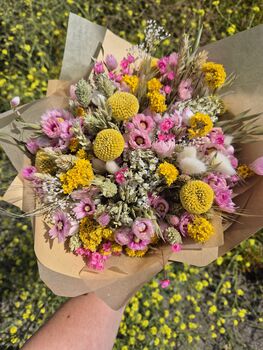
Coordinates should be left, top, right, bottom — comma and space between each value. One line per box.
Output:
188, 112, 213, 139
93, 129, 125, 161
59, 158, 94, 194
147, 78, 163, 91
180, 180, 214, 214
125, 247, 148, 257
188, 216, 214, 243
237, 164, 254, 179
122, 75, 139, 93
202, 61, 226, 89
147, 90, 167, 113
158, 161, 179, 186
107, 92, 139, 121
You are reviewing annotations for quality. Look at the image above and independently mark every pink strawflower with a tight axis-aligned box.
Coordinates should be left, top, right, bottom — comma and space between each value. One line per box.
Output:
49, 210, 73, 243
160, 279, 171, 288
128, 130, 151, 150
204, 173, 227, 190
120, 54, 135, 74
152, 139, 176, 158
159, 117, 175, 132
209, 128, 225, 145
10, 96, 20, 108
157, 133, 175, 142
178, 79, 193, 100
172, 244, 182, 252
94, 61, 105, 74
115, 167, 128, 185
151, 196, 169, 218
179, 212, 193, 236
132, 114, 155, 132
105, 54, 118, 71
249, 156, 263, 175
21, 166, 37, 181
168, 215, 180, 226
108, 71, 122, 82
73, 198, 95, 219
75, 247, 91, 256
163, 85, 172, 94
132, 218, 154, 240
69, 84, 77, 100
41, 109, 73, 139
114, 227, 133, 246
214, 188, 235, 213
96, 212, 111, 227
157, 57, 169, 74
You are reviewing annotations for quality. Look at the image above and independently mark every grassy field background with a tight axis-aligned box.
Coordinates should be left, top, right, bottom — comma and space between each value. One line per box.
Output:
0, 1, 263, 349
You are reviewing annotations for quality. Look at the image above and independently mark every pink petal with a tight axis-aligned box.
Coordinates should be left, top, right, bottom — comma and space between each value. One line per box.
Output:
249, 157, 263, 175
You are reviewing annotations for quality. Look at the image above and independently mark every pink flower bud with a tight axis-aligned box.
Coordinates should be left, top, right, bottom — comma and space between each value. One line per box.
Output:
10, 96, 20, 108
105, 54, 118, 71
69, 84, 77, 100
249, 156, 263, 175
94, 61, 104, 74
160, 279, 170, 288
171, 244, 182, 252
168, 215, 180, 226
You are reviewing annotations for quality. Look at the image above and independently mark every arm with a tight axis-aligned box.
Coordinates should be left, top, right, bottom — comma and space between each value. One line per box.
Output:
22, 293, 125, 350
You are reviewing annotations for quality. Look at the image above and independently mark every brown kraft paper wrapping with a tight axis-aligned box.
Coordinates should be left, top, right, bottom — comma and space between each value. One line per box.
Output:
1, 14, 263, 309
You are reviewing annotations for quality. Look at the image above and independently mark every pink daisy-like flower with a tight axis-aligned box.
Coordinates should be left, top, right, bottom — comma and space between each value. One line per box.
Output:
128, 130, 151, 150
132, 218, 154, 241
49, 210, 74, 243
151, 196, 169, 218
178, 79, 193, 101
128, 238, 150, 251
73, 198, 95, 219
114, 227, 133, 246
60, 120, 74, 140
41, 109, 73, 139
132, 114, 155, 133
21, 166, 37, 181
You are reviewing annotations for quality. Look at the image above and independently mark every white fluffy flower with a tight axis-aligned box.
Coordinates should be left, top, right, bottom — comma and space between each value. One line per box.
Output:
177, 146, 197, 161
210, 151, 236, 175
224, 135, 233, 146
106, 160, 120, 174
179, 157, 207, 175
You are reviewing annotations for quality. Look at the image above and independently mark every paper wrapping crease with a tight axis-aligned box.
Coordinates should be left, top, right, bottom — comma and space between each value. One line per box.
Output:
1, 13, 263, 309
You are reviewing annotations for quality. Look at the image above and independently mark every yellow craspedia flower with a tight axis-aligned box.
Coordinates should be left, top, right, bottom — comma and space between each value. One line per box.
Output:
147, 78, 163, 91
93, 129, 125, 161
188, 216, 214, 243
237, 164, 254, 179
59, 158, 94, 194
180, 180, 214, 214
188, 112, 213, 139
202, 62, 226, 89
147, 90, 167, 113
125, 247, 148, 257
122, 75, 139, 93
107, 92, 139, 121
158, 161, 179, 186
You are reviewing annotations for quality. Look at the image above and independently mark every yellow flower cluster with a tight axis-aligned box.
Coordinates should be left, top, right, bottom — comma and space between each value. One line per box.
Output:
237, 164, 254, 179
147, 90, 167, 113
158, 161, 179, 186
69, 138, 79, 152
125, 247, 148, 257
122, 75, 139, 93
107, 91, 139, 121
202, 62, 226, 89
76, 106, 85, 117
180, 180, 214, 214
187, 216, 214, 243
59, 158, 94, 194
79, 217, 114, 252
188, 112, 213, 139
93, 129, 125, 161
147, 78, 163, 91
76, 149, 87, 159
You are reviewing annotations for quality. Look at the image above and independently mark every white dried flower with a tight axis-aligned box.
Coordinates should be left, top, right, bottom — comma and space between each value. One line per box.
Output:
179, 157, 207, 175
210, 151, 236, 175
